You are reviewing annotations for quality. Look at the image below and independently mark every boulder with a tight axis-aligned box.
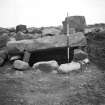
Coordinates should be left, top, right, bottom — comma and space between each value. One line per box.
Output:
7, 40, 24, 52
16, 24, 27, 33
0, 33, 9, 48
42, 27, 61, 36
0, 49, 8, 66
13, 60, 29, 70
14, 31, 34, 40
73, 49, 88, 62
0, 28, 9, 36
32, 60, 59, 72
36, 32, 86, 47
9, 32, 16, 37
15, 31, 25, 40
10, 56, 21, 62
0, 57, 5, 66
58, 62, 81, 73
7, 39, 54, 52
0, 49, 7, 59
9, 37, 16, 41
7, 31, 86, 54
27, 27, 42, 34
7, 27, 16, 33
24, 34, 34, 39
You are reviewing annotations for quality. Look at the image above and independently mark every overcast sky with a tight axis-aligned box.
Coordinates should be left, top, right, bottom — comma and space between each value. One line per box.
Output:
0, 0, 105, 27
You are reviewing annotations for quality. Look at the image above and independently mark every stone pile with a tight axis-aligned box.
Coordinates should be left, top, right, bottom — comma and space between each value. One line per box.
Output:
0, 24, 87, 74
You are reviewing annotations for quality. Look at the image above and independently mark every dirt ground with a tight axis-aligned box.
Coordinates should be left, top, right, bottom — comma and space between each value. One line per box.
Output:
0, 62, 105, 105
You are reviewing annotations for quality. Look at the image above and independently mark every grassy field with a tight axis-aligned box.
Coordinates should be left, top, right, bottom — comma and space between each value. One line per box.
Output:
0, 61, 105, 105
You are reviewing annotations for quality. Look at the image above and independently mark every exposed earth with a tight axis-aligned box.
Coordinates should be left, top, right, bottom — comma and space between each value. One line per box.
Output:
0, 61, 105, 105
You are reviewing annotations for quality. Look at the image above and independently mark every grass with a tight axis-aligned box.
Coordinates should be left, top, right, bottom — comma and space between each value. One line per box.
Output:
0, 56, 105, 105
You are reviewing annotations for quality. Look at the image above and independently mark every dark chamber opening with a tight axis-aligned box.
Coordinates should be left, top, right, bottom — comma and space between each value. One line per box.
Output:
8, 46, 78, 66
29, 46, 78, 66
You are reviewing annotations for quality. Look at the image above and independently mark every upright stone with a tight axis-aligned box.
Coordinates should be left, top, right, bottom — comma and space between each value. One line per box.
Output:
16, 24, 27, 33
23, 50, 31, 63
